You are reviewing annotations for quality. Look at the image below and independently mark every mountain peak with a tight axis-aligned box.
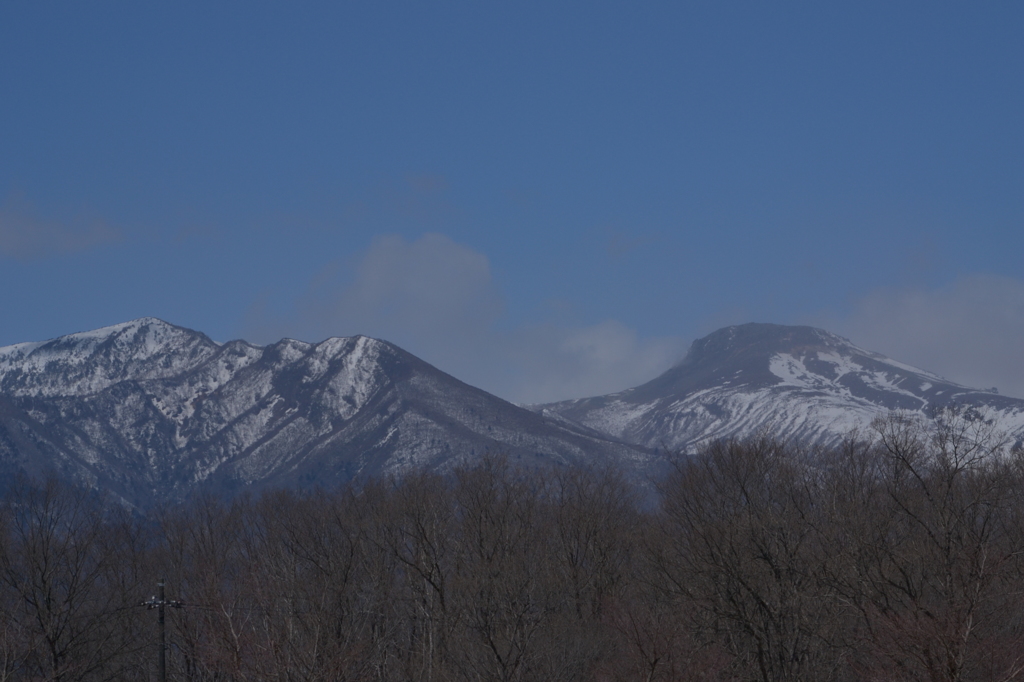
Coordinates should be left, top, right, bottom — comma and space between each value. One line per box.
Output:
628, 323, 855, 399
540, 322, 1024, 452
680, 323, 851, 369
0, 318, 219, 398
62, 316, 178, 340
0, 317, 200, 355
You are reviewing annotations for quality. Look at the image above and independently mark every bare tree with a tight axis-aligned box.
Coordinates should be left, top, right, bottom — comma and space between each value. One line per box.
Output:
653, 437, 846, 682
445, 457, 560, 682
829, 410, 1024, 682
0, 475, 147, 681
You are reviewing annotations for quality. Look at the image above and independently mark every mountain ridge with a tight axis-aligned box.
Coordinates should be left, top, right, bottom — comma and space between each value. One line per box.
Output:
0, 318, 655, 506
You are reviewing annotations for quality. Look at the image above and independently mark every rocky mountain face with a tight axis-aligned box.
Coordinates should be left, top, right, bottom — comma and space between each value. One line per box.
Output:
0, 319, 654, 507
537, 323, 1024, 452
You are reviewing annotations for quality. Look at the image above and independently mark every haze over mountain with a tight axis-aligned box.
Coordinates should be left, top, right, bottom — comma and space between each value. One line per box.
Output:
0, 318, 653, 507
537, 323, 1024, 452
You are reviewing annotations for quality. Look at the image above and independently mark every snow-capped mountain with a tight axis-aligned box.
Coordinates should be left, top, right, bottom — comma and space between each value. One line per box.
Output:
7, 319, 1021, 507
0, 318, 654, 506
536, 323, 1024, 452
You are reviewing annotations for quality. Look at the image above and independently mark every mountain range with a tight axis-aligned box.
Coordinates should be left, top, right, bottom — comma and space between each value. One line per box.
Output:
1, 318, 1021, 505
0, 319, 653, 506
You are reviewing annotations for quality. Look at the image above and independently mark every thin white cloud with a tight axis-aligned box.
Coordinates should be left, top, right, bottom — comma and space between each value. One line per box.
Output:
504, 320, 683, 403
820, 275, 1024, 398
245, 233, 684, 403
0, 196, 121, 260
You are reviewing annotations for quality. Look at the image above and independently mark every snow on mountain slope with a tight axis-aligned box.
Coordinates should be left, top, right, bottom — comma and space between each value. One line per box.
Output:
537, 323, 1024, 452
0, 318, 220, 397
0, 319, 654, 506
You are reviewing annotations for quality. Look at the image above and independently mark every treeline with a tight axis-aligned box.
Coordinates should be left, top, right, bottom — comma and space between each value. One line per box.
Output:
2, 411, 1024, 681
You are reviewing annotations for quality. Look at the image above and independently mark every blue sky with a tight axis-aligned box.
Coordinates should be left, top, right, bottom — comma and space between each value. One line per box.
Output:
2, 3, 1022, 402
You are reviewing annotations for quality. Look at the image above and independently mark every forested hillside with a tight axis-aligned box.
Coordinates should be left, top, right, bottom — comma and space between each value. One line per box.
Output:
2, 410, 1023, 681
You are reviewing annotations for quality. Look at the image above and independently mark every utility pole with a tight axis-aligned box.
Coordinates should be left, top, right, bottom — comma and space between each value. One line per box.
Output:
141, 579, 184, 682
